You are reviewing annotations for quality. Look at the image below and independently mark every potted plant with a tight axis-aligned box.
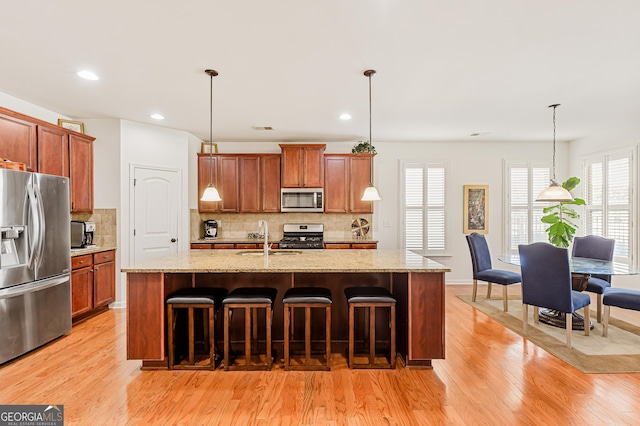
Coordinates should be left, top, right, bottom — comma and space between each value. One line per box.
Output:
541, 177, 586, 248
352, 141, 376, 155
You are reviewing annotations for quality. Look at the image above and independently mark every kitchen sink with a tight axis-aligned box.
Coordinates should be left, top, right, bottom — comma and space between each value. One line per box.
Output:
236, 250, 302, 256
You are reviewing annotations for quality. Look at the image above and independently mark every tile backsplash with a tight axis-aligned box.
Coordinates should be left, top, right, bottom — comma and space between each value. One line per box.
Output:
71, 208, 117, 248
190, 210, 373, 241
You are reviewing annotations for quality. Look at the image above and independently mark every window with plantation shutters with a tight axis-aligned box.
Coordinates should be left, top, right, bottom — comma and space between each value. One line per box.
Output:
583, 148, 636, 264
504, 162, 551, 254
401, 162, 447, 255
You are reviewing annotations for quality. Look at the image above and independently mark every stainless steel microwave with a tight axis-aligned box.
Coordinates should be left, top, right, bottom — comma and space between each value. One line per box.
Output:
281, 188, 324, 212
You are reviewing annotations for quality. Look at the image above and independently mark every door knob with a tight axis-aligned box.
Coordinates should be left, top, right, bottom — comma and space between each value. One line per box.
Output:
171, 238, 177, 243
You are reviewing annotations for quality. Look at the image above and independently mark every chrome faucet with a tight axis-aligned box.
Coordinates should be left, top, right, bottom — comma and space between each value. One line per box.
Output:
258, 220, 269, 257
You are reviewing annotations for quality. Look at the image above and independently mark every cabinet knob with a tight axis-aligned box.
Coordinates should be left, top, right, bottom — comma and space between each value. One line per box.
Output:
79, 261, 84, 264
171, 238, 177, 243
95, 267, 99, 271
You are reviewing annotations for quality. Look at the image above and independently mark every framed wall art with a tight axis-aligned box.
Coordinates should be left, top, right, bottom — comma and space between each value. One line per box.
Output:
57, 119, 85, 134
201, 142, 218, 154
463, 185, 488, 234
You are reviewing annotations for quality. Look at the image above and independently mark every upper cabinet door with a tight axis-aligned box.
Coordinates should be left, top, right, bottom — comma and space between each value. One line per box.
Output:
217, 156, 239, 213
324, 156, 349, 213
0, 109, 37, 171
279, 144, 325, 188
349, 155, 373, 213
260, 155, 281, 212
198, 154, 219, 213
69, 134, 94, 213
37, 125, 68, 177
239, 156, 260, 213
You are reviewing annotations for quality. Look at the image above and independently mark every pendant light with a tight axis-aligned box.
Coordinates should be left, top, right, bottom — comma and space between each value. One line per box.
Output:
361, 69, 381, 201
536, 104, 573, 202
200, 69, 222, 202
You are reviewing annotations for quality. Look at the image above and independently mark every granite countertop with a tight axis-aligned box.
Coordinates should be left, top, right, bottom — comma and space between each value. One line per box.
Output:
70, 246, 117, 257
191, 238, 379, 244
122, 249, 449, 273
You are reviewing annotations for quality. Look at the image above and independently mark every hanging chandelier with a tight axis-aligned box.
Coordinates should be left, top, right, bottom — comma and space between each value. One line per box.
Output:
361, 69, 381, 201
200, 69, 222, 202
536, 104, 573, 202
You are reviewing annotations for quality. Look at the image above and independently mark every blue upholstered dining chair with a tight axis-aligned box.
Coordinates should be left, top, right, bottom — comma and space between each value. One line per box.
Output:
518, 242, 591, 349
572, 235, 615, 323
465, 233, 521, 311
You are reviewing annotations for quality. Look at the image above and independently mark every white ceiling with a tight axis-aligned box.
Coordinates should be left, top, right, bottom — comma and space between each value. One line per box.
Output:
2, 1, 639, 144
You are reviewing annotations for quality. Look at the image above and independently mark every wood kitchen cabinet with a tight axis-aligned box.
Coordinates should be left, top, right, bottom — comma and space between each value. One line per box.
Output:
71, 250, 116, 323
0, 107, 95, 214
325, 242, 377, 249
239, 154, 281, 213
280, 144, 325, 188
37, 124, 68, 176
69, 133, 94, 213
0, 107, 37, 171
324, 154, 373, 214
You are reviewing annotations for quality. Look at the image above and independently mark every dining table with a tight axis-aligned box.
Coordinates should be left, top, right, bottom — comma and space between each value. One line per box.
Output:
499, 253, 640, 330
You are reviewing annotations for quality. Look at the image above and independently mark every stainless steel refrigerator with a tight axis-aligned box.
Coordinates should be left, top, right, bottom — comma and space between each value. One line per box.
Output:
0, 169, 71, 365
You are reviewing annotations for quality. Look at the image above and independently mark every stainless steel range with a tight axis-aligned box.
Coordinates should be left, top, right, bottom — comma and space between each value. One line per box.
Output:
279, 223, 324, 249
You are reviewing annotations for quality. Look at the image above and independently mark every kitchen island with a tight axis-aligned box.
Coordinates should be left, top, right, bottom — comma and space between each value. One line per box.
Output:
123, 249, 450, 368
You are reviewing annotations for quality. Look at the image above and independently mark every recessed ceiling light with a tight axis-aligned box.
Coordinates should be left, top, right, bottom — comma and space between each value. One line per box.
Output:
340, 113, 352, 120
150, 113, 165, 120
77, 70, 99, 81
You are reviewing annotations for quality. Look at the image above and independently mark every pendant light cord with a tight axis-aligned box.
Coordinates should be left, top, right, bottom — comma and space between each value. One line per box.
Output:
365, 70, 376, 185
549, 103, 560, 182
205, 69, 218, 186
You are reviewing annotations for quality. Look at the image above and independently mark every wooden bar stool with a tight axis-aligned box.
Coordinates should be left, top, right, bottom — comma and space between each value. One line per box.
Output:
283, 287, 332, 371
345, 286, 396, 369
222, 287, 278, 371
166, 287, 228, 370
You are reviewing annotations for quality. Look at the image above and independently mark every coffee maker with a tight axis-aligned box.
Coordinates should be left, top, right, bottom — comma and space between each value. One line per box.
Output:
203, 220, 218, 239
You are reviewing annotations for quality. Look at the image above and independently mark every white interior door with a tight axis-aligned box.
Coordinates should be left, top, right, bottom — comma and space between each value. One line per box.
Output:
133, 167, 179, 264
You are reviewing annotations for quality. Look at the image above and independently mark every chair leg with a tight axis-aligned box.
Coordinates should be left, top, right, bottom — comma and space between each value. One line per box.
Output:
533, 307, 539, 324
208, 306, 215, 370
244, 307, 252, 366
390, 304, 396, 369
472, 279, 478, 302
266, 305, 273, 369
522, 304, 528, 335
566, 313, 572, 349
167, 304, 175, 369
502, 286, 508, 312
596, 294, 603, 323
348, 304, 355, 368
603, 305, 611, 337
326, 306, 332, 367
486, 282, 492, 299
369, 306, 376, 365
284, 305, 290, 368
188, 307, 195, 365
224, 306, 230, 370
584, 306, 590, 336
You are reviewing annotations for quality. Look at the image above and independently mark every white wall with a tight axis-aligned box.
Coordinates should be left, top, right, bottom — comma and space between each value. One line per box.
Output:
0, 92, 71, 124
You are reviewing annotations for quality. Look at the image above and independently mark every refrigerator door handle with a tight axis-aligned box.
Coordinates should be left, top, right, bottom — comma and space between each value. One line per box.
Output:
26, 182, 40, 270
0, 274, 69, 300
32, 181, 46, 269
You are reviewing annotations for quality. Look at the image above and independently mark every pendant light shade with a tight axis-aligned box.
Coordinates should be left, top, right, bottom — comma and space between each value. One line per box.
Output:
536, 104, 574, 202
200, 69, 222, 202
361, 69, 381, 201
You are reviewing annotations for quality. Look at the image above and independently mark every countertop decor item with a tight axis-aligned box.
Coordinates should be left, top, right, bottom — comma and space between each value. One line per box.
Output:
360, 69, 381, 201
536, 104, 573, 202
352, 141, 376, 155
200, 69, 222, 202
351, 218, 370, 237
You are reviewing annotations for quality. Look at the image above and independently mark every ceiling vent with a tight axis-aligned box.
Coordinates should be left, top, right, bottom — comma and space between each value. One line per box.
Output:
251, 126, 274, 131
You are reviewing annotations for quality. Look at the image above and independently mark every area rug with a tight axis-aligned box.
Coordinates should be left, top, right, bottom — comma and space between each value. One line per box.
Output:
457, 294, 640, 373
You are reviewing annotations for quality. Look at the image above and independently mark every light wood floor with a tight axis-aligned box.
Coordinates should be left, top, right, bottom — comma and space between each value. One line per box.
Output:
1, 285, 640, 425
